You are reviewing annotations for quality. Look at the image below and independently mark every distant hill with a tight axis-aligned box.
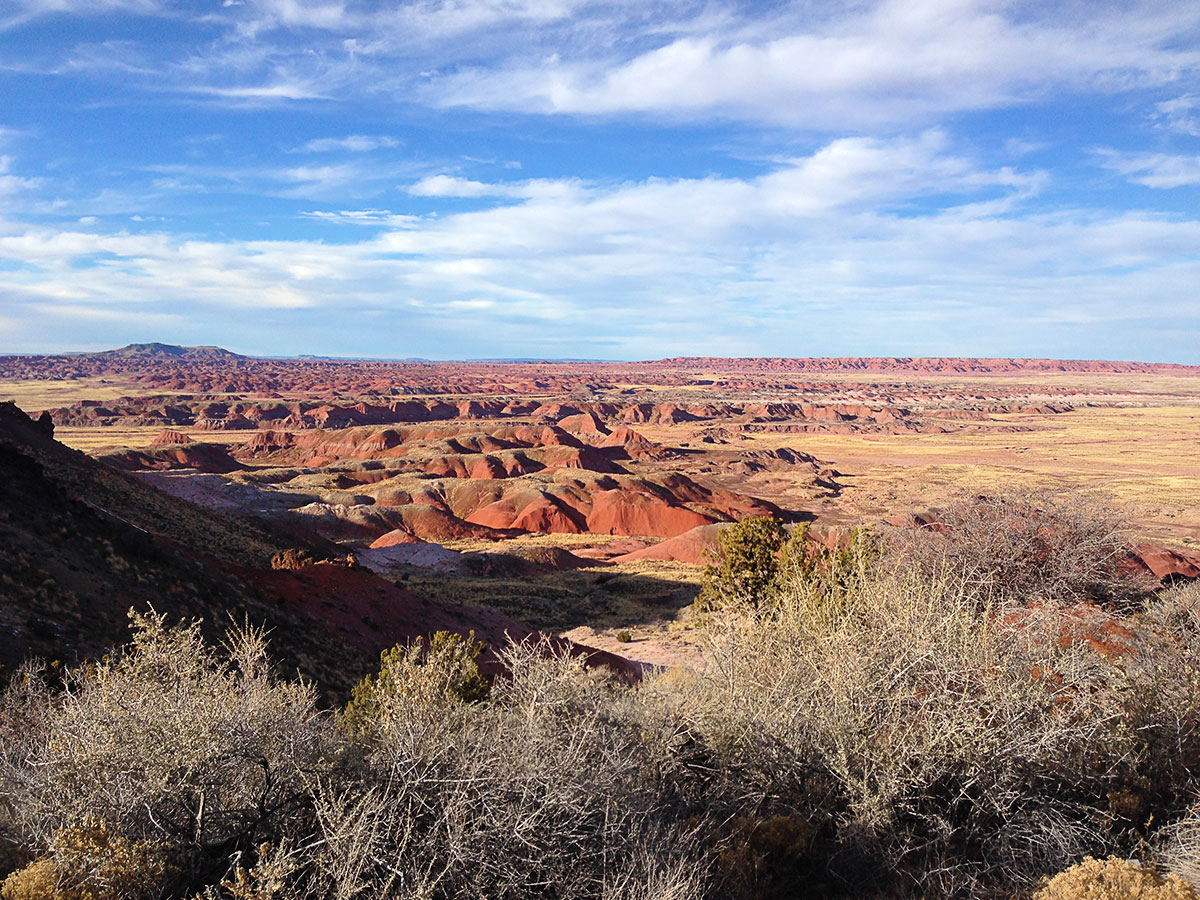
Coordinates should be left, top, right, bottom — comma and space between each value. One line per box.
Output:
647, 356, 1200, 374
99, 342, 245, 360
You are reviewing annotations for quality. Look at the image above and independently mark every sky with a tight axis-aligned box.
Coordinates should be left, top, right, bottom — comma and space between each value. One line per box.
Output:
0, 1, 1198, 361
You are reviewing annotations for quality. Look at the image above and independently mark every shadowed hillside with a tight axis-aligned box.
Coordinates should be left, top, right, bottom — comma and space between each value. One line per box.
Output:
0, 402, 637, 694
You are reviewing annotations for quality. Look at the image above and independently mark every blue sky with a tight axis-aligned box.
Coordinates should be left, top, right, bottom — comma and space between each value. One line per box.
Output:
0, 1, 1198, 361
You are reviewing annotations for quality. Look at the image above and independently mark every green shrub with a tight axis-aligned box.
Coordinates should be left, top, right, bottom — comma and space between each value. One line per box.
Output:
697, 517, 878, 612
341, 630, 491, 737
697, 517, 788, 610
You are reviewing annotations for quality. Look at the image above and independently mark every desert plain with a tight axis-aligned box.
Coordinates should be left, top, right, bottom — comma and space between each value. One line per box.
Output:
3, 345, 1198, 669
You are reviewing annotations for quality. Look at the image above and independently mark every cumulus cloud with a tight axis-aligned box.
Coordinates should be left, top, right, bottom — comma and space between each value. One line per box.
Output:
3, 134, 1198, 359
4, 2, 1200, 358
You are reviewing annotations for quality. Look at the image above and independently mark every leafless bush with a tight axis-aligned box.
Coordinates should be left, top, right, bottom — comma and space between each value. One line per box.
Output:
887, 490, 1147, 607
2, 562, 1196, 900
666, 562, 1200, 897
0, 661, 53, 875
1160, 802, 1200, 892
0, 611, 338, 886
306, 636, 707, 900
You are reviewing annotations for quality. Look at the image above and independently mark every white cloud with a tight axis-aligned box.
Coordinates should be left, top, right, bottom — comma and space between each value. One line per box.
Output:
0, 155, 41, 197
1154, 95, 1200, 136
408, 174, 580, 201
409, 175, 499, 198
295, 134, 401, 153
2, 133, 1198, 359
32, 1, 1198, 129
191, 82, 327, 101
427, 1, 1200, 126
1097, 150, 1200, 188
300, 208, 421, 227
0, 0, 159, 31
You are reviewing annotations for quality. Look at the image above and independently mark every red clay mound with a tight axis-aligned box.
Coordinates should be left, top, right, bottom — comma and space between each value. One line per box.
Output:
586, 489, 715, 538
466, 492, 585, 535
511, 495, 584, 534
613, 523, 730, 564
601, 426, 670, 459
573, 539, 650, 561
493, 545, 595, 571
469, 456, 509, 480
1127, 544, 1200, 581
101, 443, 245, 475
150, 429, 192, 446
539, 445, 625, 473
394, 503, 514, 542
558, 412, 611, 436
370, 529, 423, 548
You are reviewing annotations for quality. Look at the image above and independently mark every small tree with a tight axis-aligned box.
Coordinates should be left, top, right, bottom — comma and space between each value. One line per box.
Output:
697, 517, 788, 609
698, 519, 877, 611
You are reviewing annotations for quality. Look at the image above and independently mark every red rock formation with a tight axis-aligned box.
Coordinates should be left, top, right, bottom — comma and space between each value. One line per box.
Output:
585, 489, 714, 538
613, 523, 729, 564
1127, 544, 1200, 580
369, 529, 423, 548
150, 429, 192, 446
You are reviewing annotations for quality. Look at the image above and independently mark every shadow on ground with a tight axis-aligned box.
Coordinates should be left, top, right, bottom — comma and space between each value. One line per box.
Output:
402, 564, 702, 632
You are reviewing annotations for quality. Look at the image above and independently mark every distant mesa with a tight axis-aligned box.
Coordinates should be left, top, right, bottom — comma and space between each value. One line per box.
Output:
98, 342, 245, 360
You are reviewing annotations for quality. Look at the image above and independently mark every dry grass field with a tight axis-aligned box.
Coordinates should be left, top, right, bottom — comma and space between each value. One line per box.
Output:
0, 377, 143, 411
634, 374, 1200, 547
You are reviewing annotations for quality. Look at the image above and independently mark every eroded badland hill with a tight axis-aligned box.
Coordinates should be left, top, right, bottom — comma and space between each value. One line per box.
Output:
2, 347, 1198, 670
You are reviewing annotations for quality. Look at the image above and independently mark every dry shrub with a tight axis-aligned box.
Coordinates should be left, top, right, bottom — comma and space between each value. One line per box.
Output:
270, 548, 319, 570
0, 612, 337, 887
666, 560, 1200, 897
1, 818, 173, 900
308, 637, 706, 900
888, 491, 1146, 607
197, 842, 299, 900
713, 814, 814, 900
0, 858, 54, 900
0, 662, 53, 879
1035, 856, 1198, 900
270, 549, 357, 570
